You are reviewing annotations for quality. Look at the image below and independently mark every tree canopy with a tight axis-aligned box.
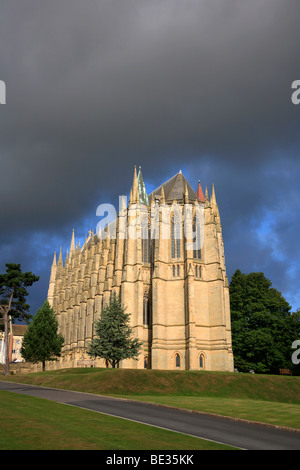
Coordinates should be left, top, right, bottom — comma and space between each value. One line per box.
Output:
0, 263, 39, 323
229, 270, 300, 374
21, 300, 64, 371
0, 263, 39, 374
87, 293, 143, 368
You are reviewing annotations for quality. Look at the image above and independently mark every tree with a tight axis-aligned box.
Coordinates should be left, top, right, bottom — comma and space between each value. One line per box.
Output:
229, 270, 300, 374
0, 263, 39, 375
21, 300, 64, 371
87, 293, 143, 368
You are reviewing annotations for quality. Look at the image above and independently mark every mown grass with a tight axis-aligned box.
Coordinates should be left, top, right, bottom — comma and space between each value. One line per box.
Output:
0, 390, 237, 450
2, 368, 300, 429
121, 395, 300, 430
3, 367, 300, 401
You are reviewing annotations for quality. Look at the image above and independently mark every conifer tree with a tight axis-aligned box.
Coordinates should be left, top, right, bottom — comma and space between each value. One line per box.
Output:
87, 293, 143, 368
21, 300, 64, 371
0, 263, 39, 375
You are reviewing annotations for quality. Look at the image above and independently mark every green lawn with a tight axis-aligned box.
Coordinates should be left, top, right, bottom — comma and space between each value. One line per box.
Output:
0, 390, 237, 450
2, 367, 300, 431
120, 395, 300, 430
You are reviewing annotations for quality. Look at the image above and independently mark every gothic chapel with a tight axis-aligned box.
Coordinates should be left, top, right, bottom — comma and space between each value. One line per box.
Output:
47, 166, 234, 371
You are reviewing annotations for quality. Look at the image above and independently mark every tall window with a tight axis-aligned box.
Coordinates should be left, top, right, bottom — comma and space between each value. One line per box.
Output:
175, 353, 181, 368
193, 216, 201, 260
199, 354, 205, 369
171, 218, 181, 259
143, 292, 150, 326
195, 265, 201, 278
142, 224, 151, 264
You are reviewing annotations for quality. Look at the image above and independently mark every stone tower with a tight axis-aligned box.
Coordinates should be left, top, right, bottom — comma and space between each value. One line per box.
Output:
48, 166, 234, 371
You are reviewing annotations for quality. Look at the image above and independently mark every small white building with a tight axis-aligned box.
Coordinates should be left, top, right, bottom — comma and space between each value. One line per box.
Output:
0, 325, 27, 364
11, 325, 27, 362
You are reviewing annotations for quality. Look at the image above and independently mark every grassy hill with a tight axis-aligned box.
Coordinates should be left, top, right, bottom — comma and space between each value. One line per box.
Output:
2, 368, 300, 429
2, 367, 300, 403
2, 368, 300, 449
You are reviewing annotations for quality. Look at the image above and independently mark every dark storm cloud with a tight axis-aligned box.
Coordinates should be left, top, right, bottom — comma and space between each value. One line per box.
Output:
1, 0, 300, 312
185, 156, 300, 311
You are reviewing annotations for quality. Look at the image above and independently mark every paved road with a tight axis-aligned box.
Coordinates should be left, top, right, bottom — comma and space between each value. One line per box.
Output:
1, 380, 299, 450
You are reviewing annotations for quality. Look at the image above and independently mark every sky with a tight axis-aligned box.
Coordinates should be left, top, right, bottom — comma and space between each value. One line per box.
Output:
1, 0, 300, 318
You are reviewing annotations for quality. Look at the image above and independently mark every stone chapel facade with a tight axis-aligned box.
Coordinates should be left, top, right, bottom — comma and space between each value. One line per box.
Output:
47, 166, 234, 371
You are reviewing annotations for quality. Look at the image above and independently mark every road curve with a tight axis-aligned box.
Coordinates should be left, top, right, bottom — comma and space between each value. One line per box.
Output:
1, 380, 299, 450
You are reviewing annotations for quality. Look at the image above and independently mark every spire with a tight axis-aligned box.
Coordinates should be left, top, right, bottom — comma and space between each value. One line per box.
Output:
48, 251, 58, 303
49, 252, 57, 283
131, 165, 139, 204
210, 183, 220, 219
196, 180, 205, 202
137, 166, 149, 205
70, 228, 75, 256
210, 183, 216, 204
58, 246, 63, 266
205, 186, 209, 201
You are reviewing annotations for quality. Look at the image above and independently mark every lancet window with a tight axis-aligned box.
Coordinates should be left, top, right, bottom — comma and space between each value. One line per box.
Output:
171, 217, 181, 259
141, 222, 151, 264
193, 215, 201, 260
143, 292, 150, 326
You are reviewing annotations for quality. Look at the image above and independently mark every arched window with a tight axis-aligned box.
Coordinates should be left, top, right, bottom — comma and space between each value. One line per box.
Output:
142, 223, 151, 264
171, 218, 181, 259
193, 215, 201, 260
195, 265, 198, 278
175, 353, 180, 368
199, 354, 205, 369
173, 265, 176, 277
144, 355, 149, 369
177, 265, 180, 277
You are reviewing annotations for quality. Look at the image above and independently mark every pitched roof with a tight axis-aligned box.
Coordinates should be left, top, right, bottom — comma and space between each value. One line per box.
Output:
149, 171, 198, 203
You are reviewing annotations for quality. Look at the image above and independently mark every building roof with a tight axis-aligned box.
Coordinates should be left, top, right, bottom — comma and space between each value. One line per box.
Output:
149, 171, 198, 203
